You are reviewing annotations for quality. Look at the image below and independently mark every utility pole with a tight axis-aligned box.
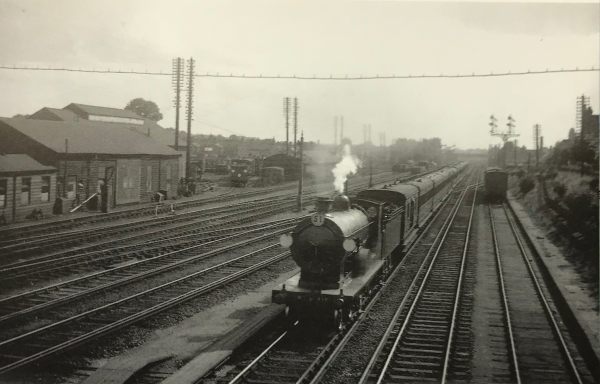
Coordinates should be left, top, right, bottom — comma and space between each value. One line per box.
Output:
533, 124, 541, 168
340, 116, 344, 145
576, 95, 590, 175
283, 97, 290, 155
63, 138, 69, 198
369, 147, 373, 188
172, 57, 184, 148
293, 98, 298, 157
334, 116, 338, 147
297, 132, 304, 211
513, 139, 518, 166
185, 57, 194, 179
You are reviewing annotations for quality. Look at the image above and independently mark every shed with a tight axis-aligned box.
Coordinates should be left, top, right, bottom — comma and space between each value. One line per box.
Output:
0, 116, 181, 210
0, 154, 57, 223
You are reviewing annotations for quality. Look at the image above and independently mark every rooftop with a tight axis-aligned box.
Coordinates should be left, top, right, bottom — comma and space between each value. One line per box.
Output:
0, 154, 56, 174
64, 103, 143, 120
0, 117, 180, 157
29, 107, 80, 122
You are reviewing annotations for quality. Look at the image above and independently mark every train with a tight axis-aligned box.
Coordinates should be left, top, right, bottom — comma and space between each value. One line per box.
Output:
230, 159, 253, 187
484, 167, 508, 201
272, 162, 468, 328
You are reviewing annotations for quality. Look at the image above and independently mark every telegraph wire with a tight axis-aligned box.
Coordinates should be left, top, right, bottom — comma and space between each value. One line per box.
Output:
0, 65, 598, 80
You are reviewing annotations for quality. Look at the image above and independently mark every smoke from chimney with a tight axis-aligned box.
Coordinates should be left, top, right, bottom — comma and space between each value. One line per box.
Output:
332, 144, 361, 193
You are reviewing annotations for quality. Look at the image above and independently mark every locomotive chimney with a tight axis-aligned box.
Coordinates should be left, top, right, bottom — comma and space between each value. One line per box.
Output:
332, 194, 350, 211
315, 196, 333, 213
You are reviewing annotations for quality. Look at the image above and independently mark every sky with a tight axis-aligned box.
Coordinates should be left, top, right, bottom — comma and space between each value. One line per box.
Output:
0, 0, 598, 150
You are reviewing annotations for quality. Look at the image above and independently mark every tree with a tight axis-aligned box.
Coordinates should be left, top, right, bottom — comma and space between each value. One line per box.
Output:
124, 98, 163, 121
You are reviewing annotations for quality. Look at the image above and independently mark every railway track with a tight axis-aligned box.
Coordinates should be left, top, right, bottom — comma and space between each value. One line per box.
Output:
0, 183, 296, 243
0, 231, 297, 375
0, 218, 301, 333
355, 182, 478, 383
485, 203, 593, 384
0, 200, 299, 283
0, 195, 293, 260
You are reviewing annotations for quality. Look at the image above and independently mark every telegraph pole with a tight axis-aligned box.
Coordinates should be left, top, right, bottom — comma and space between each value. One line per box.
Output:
185, 57, 194, 179
172, 57, 184, 148
293, 98, 298, 157
369, 148, 373, 188
297, 132, 304, 211
576, 95, 590, 175
334, 116, 338, 147
340, 116, 344, 145
283, 97, 290, 155
533, 124, 541, 168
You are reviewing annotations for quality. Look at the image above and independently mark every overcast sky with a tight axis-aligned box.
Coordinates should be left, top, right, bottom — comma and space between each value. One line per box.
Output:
0, 0, 598, 149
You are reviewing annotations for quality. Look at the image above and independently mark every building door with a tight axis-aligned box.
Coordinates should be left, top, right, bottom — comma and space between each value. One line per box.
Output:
115, 159, 141, 205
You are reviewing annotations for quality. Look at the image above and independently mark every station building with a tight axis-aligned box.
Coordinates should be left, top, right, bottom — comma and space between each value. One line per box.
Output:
0, 154, 57, 223
0, 106, 182, 213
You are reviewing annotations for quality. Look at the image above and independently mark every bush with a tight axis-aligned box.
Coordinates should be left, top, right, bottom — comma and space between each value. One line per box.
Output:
519, 177, 535, 195
553, 183, 566, 199
589, 178, 598, 192
564, 193, 596, 224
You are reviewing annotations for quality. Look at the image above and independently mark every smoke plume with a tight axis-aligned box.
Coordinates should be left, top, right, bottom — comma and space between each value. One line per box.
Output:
332, 144, 361, 193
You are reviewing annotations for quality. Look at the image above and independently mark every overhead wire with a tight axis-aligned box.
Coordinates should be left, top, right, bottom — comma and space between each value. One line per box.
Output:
0, 65, 598, 80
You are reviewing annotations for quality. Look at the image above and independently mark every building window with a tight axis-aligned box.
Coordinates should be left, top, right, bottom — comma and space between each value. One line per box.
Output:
66, 176, 76, 199
146, 166, 152, 191
0, 179, 6, 208
41, 176, 51, 202
21, 177, 31, 205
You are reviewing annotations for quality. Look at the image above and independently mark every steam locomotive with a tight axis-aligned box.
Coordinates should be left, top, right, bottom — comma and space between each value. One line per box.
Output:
273, 162, 468, 327
230, 159, 253, 187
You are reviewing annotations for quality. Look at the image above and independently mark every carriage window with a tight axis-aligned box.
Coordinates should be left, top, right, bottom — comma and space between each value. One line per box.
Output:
41, 176, 50, 202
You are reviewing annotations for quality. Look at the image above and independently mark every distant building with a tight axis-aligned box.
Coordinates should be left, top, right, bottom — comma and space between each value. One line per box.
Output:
30, 103, 188, 179
0, 154, 57, 223
0, 115, 181, 210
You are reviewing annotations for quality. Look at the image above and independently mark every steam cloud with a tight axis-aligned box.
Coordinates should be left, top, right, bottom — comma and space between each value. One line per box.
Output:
332, 144, 361, 193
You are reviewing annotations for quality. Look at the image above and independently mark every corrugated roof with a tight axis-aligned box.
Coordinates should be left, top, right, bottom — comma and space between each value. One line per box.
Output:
0, 154, 56, 173
65, 103, 143, 120
0, 117, 180, 157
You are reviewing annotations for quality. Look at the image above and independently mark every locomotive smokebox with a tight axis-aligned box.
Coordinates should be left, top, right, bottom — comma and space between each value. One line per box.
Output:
315, 196, 333, 213
332, 195, 350, 211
